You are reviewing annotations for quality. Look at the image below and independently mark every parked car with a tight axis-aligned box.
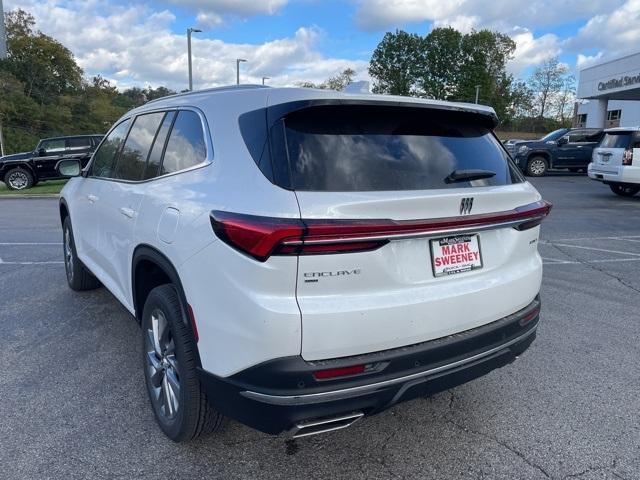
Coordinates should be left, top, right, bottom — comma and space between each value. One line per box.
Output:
588, 127, 640, 196
0, 135, 103, 190
57, 86, 551, 442
511, 128, 604, 176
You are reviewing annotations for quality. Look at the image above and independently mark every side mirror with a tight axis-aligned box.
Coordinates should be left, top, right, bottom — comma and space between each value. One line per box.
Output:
557, 137, 568, 146
38, 148, 47, 156
56, 159, 82, 177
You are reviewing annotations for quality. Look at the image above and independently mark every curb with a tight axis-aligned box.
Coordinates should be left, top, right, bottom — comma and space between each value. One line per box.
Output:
0, 194, 60, 199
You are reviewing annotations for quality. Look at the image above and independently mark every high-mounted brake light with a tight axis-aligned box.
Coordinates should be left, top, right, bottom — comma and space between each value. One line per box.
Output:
210, 200, 552, 262
623, 148, 634, 166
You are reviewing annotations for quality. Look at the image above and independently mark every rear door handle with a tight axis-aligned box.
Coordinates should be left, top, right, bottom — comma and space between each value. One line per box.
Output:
120, 207, 135, 219
87, 194, 98, 203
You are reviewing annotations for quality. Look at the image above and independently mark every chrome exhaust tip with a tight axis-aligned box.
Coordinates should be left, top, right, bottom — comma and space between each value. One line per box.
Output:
290, 412, 364, 439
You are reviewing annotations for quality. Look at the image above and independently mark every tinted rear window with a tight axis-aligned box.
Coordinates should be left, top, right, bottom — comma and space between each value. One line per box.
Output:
601, 132, 634, 148
280, 106, 518, 191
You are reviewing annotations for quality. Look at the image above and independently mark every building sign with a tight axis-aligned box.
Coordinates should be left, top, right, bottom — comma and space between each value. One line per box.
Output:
598, 74, 640, 91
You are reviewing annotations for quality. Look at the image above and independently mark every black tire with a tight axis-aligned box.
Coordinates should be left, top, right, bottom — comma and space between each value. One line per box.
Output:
609, 184, 640, 197
526, 156, 548, 177
4, 167, 34, 190
142, 284, 222, 442
63, 217, 101, 291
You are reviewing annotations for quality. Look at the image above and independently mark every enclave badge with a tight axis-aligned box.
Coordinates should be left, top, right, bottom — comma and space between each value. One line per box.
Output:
460, 197, 474, 215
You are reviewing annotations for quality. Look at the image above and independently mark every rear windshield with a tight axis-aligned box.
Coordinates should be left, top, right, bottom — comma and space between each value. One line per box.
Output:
278, 106, 520, 192
600, 132, 634, 149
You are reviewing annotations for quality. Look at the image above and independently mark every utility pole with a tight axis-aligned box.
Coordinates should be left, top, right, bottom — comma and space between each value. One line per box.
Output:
262, 76, 269, 85
236, 58, 246, 85
187, 27, 202, 91
475, 85, 481, 104
0, 0, 6, 59
1, 0, 7, 156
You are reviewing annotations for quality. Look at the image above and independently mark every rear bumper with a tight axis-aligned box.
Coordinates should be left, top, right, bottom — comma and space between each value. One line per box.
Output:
198, 296, 541, 435
588, 164, 640, 185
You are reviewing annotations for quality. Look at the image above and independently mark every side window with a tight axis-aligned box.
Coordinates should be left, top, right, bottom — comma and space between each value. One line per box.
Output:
161, 110, 206, 175
143, 111, 175, 180
633, 134, 640, 149
39, 139, 66, 155
90, 120, 131, 178
113, 112, 166, 181
567, 131, 587, 143
66, 137, 92, 150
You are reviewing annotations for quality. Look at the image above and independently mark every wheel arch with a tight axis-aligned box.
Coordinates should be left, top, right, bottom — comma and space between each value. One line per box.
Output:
3, 162, 37, 182
131, 245, 200, 361
59, 197, 69, 226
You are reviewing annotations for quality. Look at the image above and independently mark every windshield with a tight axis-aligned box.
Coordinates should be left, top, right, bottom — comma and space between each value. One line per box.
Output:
279, 105, 521, 192
540, 129, 568, 142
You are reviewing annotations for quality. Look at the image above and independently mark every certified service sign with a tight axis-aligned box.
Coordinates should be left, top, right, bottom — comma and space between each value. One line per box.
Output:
598, 73, 640, 91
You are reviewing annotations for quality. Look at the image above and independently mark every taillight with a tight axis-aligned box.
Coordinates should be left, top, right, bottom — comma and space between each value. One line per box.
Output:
210, 200, 552, 262
623, 149, 633, 166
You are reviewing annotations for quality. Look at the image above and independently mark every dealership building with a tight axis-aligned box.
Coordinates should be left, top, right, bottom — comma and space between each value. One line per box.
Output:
575, 52, 640, 129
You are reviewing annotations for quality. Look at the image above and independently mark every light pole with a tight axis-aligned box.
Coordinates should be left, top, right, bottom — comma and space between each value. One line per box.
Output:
475, 85, 481, 104
0, 0, 7, 60
236, 58, 247, 85
187, 28, 202, 91
262, 76, 270, 85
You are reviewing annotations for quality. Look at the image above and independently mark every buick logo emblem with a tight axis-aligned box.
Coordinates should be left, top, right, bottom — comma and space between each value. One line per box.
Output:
460, 197, 474, 215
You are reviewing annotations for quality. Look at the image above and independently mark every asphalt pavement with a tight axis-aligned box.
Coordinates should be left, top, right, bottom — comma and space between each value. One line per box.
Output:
0, 175, 639, 480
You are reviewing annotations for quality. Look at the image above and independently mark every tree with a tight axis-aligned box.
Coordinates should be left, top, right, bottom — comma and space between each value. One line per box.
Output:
2, 9, 83, 104
298, 68, 357, 91
368, 30, 425, 96
551, 74, 576, 124
528, 57, 568, 118
418, 27, 463, 99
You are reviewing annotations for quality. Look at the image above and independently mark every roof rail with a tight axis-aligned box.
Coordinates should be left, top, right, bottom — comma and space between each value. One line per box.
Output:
145, 84, 270, 105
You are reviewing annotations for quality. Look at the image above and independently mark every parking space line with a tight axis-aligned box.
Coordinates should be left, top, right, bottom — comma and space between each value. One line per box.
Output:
0, 242, 62, 245
542, 235, 640, 243
549, 243, 640, 257
544, 257, 640, 265
0, 261, 64, 265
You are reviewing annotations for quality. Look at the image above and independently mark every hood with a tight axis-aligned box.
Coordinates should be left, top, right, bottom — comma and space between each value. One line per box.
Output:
0, 151, 32, 163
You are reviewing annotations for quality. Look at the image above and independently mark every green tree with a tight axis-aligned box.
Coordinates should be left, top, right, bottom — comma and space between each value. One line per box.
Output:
528, 57, 568, 118
298, 68, 357, 91
2, 9, 83, 104
419, 27, 463, 99
368, 30, 425, 96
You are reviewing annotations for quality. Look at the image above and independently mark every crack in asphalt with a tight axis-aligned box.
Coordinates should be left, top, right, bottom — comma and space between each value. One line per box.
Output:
549, 243, 640, 295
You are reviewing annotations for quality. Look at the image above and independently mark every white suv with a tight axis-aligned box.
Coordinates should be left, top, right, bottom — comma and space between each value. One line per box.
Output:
58, 86, 551, 442
589, 126, 640, 196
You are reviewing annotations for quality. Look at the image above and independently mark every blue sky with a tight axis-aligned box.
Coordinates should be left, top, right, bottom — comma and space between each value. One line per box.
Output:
5, 0, 640, 90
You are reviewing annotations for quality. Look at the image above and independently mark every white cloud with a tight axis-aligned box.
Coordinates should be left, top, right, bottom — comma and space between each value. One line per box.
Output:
195, 12, 224, 29
4, 0, 366, 91
508, 28, 561, 75
566, 0, 640, 66
354, 0, 625, 32
164, 0, 289, 17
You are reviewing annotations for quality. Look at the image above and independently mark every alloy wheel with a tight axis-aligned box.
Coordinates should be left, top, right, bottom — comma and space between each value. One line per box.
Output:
8, 171, 29, 190
529, 159, 546, 176
146, 309, 180, 421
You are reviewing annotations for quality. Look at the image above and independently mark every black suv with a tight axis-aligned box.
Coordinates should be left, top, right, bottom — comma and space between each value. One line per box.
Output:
0, 135, 103, 190
511, 128, 604, 176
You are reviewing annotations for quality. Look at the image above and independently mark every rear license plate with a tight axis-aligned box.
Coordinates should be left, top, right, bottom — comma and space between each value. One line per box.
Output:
430, 234, 483, 277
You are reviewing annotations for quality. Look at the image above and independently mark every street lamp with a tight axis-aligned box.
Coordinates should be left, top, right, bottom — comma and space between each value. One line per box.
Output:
236, 58, 247, 85
262, 76, 270, 85
187, 28, 202, 91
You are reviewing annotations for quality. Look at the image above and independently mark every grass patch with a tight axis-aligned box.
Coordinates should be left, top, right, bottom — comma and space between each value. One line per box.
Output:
0, 179, 67, 195
495, 131, 544, 141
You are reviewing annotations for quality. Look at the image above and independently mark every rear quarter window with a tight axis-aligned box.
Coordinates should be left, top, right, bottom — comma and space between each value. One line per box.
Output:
278, 105, 519, 192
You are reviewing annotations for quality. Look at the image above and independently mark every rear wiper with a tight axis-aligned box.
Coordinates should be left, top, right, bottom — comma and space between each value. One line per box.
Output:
445, 169, 496, 184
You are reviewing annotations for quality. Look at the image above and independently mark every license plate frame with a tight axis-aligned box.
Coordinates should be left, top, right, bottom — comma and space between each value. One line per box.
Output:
430, 234, 483, 277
